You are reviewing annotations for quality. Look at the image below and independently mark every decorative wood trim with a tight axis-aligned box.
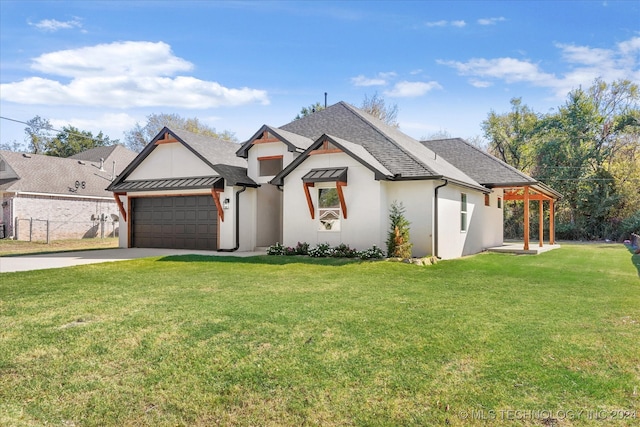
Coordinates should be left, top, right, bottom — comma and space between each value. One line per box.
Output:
113, 192, 127, 223
550, 199, 555, 245
303, 182, 315, 219
154, 132, 179, 145
211, 189, 224, 222
523, 186, 530, 251
253, 138, 280, 144
257, 155, 284, 161
336, 181, 348, 219
539, 199, 544, 247
503, 193, 552, 201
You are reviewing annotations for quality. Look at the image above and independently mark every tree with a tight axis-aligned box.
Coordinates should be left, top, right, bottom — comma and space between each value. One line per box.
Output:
386, 201, 412, 258
44, 125, 118, 158
0, 140, 25, 152
482, 79, 640, 240
124, 113, 237, 152
361, 92, 399, 127
482, 98, 540, 173
294, 102, 326, 120
24, 116, 53, 154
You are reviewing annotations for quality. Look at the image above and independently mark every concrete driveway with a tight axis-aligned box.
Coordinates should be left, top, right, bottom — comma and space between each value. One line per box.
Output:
0, 248, 266, 273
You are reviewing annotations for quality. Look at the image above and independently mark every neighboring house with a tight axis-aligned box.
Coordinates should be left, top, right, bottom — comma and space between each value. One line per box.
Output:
0, 145, 137, 240
108, 102, 560, 259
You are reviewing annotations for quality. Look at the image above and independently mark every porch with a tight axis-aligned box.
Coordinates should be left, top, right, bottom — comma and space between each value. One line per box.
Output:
487, 241, 561, 255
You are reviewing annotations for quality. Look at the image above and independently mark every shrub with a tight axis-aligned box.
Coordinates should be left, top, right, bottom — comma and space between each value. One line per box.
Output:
267, 242, 285, 255
332, 243, 358, 258
357, 245, 385, 260
386, 201, 412, 258
295, 241, 309, 255
308, 242, 333, 257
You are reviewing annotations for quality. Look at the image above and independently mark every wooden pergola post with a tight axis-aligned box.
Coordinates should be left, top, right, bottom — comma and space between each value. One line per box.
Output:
523, 186, 530, 251
539, 199, 544, 247
550, 199, 555, 245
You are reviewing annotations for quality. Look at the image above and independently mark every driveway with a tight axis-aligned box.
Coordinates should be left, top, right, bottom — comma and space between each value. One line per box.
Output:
0, 248, 266, 273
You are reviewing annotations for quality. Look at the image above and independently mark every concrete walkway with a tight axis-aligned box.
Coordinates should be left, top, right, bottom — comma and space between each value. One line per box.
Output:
0, 248, 267, 273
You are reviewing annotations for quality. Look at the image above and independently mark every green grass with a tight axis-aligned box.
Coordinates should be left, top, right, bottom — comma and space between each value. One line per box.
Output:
0, 244, 638, 426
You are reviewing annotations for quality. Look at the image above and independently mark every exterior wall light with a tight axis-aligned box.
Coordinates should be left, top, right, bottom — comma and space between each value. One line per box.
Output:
223, 198, 230, 209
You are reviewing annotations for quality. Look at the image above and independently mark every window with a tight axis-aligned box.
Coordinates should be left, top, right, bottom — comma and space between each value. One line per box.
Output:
497, 197, 502, 209
484, 193, 490, 207
258, 156, 283, 176
318, 188, 341, 231
460, 193, 467, 232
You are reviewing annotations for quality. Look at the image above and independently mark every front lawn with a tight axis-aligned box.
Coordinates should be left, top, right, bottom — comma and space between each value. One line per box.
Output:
0, 244, 638, 426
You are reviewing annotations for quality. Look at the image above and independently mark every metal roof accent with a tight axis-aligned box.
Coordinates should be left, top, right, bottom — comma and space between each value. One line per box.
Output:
302, 167, 348, 183
109, 176, 222, 192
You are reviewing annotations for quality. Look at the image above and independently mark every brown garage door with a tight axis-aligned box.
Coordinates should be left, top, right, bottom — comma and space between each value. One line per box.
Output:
131, 196, 218, 250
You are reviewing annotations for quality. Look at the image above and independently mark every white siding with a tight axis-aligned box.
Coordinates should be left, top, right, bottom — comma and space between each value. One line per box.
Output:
128, 143, 213, 180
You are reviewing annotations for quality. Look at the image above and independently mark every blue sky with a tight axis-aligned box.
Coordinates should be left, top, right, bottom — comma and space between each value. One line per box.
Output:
1, 1, 638, 148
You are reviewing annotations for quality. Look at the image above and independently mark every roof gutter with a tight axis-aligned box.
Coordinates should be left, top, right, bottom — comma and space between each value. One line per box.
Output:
433, 179, 449, 259
217, 185, 247, 252
14, 191, 114, 201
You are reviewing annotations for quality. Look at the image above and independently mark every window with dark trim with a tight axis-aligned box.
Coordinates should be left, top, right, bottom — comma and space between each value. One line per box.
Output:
497, 197, 502, 209
461, 193, 468, 232
258, 156, 283, 176
484, 193, 490, 207
318, 187, 341, 231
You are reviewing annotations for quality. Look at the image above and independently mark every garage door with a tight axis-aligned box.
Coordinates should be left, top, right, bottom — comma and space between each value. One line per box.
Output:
131, 196, 218, 250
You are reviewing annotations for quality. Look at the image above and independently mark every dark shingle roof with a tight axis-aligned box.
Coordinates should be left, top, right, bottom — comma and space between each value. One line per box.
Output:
0, 146, 136, 197
277, 102, 482, 189
421, 138, 537, 187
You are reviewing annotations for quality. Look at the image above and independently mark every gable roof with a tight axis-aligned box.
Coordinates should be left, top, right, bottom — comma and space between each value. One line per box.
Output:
278, 102, 482, 187
271, 134, 394, 186
107, 127, 257, 192
236, 125, 314, 158
0, 146, 136, 198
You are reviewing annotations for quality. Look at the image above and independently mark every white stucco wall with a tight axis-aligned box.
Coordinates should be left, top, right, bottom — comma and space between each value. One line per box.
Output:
128, 143, 213, 180
436, 184, 500, 259
382, 180, 435, 257
282, 152, 384, 251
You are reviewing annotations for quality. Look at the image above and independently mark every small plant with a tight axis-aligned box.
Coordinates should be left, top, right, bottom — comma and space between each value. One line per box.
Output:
357, 245, 385, 260
332, 243, 358, 258
386, 201, 412, 259
308, 242, 333, 257
267, 242, 285, 255
295, 241, 309, 255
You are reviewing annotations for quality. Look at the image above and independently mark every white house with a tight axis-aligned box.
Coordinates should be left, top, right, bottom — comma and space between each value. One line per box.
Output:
108, 102, 560, 259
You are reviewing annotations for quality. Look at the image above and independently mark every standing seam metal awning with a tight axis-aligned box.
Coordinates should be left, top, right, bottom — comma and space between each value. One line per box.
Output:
302, 167, 348, 183
109, 176, 222, 192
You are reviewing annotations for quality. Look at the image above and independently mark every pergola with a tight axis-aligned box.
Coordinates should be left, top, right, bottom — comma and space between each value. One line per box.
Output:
499, 183, 562, 250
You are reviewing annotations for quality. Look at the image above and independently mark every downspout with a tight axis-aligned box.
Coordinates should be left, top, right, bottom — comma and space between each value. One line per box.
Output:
218, 185, 247, 252
433, 179, 448, 259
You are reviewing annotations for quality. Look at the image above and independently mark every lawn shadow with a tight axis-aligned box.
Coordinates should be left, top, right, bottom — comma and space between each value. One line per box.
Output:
156, 254, 372, 267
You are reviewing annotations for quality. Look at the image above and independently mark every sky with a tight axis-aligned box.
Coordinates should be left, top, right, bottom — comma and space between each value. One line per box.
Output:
1, 0, 639, 149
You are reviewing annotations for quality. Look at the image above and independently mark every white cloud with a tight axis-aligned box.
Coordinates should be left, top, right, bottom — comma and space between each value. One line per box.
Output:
425, 20, 466, 28
384, 81, 442, 97
29, 17, 84, 32
425, 20, 448, 27
477, 17, 506, 25
351, 72, 396, 87
0, 41, 269, 108
31, 41, 193, 77
438, 36, 640, 98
